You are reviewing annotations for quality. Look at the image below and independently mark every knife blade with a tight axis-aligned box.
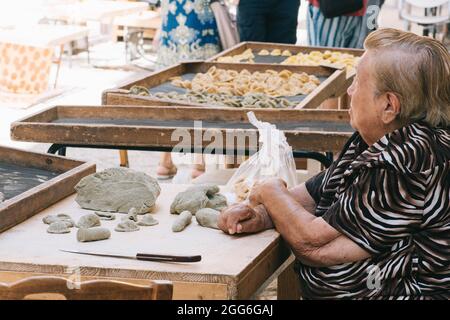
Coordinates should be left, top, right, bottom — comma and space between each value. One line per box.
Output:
60, 249, 201, 263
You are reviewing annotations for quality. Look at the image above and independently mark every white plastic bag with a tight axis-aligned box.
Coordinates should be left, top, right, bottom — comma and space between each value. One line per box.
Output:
224, 111, 298, 203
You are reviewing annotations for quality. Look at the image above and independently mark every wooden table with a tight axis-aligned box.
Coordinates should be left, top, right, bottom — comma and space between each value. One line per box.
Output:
0, 184, 296, 300
0, 24, 89, 47
112, 10, 161, 61
44, 1, 149, 24
0, 24, 90, 87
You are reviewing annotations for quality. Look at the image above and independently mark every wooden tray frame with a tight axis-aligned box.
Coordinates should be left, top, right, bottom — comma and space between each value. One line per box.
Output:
208, 41, 365, 64
0, 146, 95, 234
208, 42, 365, 98
102, 61, 347, 109
11, 105, 353, 153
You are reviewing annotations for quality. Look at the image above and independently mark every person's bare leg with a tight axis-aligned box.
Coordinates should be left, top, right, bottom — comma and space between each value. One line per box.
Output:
157, 152, 177, 180
319, 98, 339, 109
191, 154, 205, 179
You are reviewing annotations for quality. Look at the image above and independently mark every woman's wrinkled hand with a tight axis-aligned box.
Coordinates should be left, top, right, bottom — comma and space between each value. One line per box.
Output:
218, 203, 274, 235
248, 178, 287, 208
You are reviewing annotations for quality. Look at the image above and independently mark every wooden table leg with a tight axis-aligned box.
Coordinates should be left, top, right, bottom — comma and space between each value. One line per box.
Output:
119, 150, 129, 167
277, 259, 301, 300
53, 44, 64, 88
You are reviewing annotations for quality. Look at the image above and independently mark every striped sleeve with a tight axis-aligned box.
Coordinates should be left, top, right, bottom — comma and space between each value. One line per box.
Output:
321, 167, 424, 254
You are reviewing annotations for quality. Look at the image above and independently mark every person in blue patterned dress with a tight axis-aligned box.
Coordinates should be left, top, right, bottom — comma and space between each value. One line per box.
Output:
156, 0, 221, 66
156, 0, 221, 179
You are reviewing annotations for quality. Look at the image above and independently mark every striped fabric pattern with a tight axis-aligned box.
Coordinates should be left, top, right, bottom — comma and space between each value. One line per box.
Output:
299, 121, 450, 299
306, 4, 367, 48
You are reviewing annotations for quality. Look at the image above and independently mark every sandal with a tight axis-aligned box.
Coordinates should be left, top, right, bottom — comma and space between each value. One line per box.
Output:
156, 163, 177, 180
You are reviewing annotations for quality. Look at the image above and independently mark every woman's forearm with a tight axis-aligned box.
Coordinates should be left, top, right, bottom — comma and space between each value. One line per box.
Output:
260, 187, 340, 251
288, 183, 317, 214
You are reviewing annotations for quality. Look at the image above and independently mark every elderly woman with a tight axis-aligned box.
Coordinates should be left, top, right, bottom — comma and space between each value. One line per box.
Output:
218, 28, 450, 299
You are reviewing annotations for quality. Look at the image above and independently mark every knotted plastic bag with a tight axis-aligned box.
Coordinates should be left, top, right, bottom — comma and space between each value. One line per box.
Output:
224, 111, 298, 203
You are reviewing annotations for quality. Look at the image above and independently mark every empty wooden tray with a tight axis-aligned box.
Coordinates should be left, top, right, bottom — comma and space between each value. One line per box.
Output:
0, 145, 95, 233
10, 105, 354, 154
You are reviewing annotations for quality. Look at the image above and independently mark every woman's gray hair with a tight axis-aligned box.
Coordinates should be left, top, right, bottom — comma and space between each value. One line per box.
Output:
364, 28, 450, 127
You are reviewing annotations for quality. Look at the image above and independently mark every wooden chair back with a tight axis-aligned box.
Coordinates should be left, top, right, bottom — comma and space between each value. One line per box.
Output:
0, 276, 173, 300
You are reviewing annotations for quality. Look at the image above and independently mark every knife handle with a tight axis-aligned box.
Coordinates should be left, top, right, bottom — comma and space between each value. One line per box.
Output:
136, 253, 202, 263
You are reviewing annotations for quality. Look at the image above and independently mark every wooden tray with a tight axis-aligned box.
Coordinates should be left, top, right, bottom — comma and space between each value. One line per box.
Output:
208, 41, 364, 65
0, 146, 95, 233
208, 42, 364, 97
10, 105, 353, 153
102, 61, 347, 109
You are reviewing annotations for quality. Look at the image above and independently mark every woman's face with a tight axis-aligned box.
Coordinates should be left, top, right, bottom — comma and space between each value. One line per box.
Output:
347, 52, 384, 142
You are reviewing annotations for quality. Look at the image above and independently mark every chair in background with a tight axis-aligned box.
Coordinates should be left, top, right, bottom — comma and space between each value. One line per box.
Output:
398, 0, 450, 38
0, 276, 173, 300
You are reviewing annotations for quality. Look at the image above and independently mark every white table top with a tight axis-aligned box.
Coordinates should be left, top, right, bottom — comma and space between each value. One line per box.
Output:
45, 0, 149, 23
0, 184, 281, 283
0, 24, 90, 47
113, 10, 161, 29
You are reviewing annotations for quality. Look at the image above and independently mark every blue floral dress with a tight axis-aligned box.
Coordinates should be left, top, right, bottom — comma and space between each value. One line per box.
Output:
157, 0, 221, 67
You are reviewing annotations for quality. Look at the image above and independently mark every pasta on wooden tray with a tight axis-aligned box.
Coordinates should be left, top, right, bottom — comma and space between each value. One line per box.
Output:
129, 86, 295, 108
170, 66, 320, 97
281, 50, 359, 73
217, 49, 359, 73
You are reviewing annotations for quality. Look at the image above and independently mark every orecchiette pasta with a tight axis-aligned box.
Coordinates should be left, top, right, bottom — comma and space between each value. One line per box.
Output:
217, 48, 255, 63
281, 50, 360, 74
215, 48, 359, 75
128, 85, 297, 109
170, 67, 320, 97
270, 49, 281, 56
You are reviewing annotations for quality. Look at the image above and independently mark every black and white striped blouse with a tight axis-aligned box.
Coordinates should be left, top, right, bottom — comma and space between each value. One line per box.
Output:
301, 121, 449, 299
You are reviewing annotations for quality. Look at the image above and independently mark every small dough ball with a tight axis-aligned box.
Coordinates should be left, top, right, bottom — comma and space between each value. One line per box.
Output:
115, 220, 140, 232
76, 213, 101, 229
196, 208, 220, 230
47, 221, 71, 234
43, 214, 75, 227
258, 49, 270, 56
138, 214, 159, 226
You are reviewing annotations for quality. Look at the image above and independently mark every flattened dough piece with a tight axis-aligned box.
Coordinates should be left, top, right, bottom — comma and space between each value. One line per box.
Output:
75, 168, 160, 214
76, 213, 101, 229
95, 211, 116, 221
137, 214, 159, 226
115, 220, 140, 232
47, 221, 71, 234
43, 214, 75, 227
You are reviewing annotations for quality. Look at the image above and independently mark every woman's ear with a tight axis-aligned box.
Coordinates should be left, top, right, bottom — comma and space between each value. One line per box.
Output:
381, 92, 401, 124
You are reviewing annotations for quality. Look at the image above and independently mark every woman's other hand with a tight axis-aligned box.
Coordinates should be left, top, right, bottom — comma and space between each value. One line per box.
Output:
218, 203, 274, 235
